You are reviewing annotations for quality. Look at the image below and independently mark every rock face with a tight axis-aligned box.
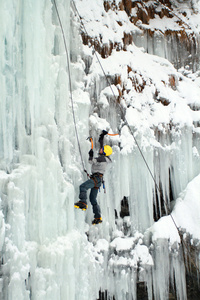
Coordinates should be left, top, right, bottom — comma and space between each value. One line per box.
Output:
81, 0, 200, 71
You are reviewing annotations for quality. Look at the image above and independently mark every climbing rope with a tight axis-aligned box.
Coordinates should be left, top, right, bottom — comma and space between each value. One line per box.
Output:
53, 0, 89, 178
71, 0, 200, 274
71, 0, 169, 210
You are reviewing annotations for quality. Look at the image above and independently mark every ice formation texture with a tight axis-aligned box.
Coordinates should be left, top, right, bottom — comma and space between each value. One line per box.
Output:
0, 0, 200, 299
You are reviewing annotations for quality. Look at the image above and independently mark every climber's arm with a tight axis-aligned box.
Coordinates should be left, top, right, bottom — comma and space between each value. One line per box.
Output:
98, 130, 108, 148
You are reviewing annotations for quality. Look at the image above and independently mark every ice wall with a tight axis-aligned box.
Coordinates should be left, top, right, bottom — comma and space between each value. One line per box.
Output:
132, 30, 200, 72
0, 0, 200, 300
73, 0, 200, 299
0, 0, 91, 299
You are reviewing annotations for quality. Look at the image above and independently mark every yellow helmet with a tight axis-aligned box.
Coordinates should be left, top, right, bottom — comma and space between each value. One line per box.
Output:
103, 145, 112, 156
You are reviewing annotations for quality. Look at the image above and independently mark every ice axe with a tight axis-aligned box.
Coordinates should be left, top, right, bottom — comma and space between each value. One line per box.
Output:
87, 132, 119, 148
107, 133, 119, 136
87, 137, 94, 149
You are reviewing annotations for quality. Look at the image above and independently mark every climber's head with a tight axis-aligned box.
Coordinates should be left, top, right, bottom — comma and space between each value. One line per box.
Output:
99, 145, 112, 156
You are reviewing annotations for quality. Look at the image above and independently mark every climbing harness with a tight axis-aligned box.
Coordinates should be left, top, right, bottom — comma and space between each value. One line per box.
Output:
90, 173, 103, 190
91, 173, 106, 193
71, 0, 200, 274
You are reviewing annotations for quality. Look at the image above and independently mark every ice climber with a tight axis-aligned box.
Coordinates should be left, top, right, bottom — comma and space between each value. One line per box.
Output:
74, 130, 112, 225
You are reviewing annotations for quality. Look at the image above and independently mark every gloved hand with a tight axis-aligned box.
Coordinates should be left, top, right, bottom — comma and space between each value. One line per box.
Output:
99, 130, 108, 141
88, 149, 94, 158
102, 130, 108, 136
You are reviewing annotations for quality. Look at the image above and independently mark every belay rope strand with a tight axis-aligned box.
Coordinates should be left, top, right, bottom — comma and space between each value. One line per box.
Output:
53, 0, 89, 178
71, 0, 172, 210
71, 0, 163, 200
71, 0, 200, 274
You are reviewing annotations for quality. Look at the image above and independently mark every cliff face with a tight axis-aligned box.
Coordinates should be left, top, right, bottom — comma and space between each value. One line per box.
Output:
73, 0, 200, 299
81, 0, 200, 71
0, 1, 200, 299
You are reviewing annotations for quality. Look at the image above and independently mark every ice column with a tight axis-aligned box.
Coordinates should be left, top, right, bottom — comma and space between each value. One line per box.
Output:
0, 0, 90, 299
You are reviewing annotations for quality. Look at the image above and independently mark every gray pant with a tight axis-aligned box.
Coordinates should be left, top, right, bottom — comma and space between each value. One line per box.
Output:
79, 175, 102, 218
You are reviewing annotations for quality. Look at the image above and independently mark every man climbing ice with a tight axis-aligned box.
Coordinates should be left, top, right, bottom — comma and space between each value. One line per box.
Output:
74, 130, 112, 225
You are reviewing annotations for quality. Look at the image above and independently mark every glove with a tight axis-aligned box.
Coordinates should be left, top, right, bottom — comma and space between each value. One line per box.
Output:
102, 130, 108, 135
99, 130, 108, 141
88, 149, 94, 158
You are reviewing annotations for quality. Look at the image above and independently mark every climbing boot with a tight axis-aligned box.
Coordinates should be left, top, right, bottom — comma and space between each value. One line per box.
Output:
92, 217, 102, 225
74, 201, 88, 211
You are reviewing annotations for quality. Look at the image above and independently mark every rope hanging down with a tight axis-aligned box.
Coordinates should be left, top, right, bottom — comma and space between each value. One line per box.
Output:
71, 0, 168, 210
71, 0, 200, 274
53, 0, 89, 177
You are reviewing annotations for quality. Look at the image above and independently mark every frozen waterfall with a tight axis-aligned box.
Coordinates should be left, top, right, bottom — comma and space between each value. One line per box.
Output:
0, 0, 200, 299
